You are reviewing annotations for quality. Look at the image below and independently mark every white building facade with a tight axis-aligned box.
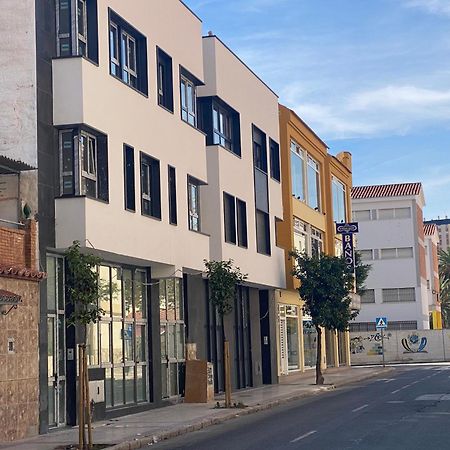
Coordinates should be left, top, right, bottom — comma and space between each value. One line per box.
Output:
351, 183, 433, 331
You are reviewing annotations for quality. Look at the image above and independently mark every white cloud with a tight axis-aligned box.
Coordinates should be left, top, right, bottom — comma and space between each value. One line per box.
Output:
403, 0, 450, 16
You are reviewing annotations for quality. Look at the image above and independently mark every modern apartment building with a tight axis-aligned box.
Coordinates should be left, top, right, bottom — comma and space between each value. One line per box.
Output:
276, 105, 353, 376
424, 217, 450, 251
0, 0, 285, 438
351, 183, 441, 331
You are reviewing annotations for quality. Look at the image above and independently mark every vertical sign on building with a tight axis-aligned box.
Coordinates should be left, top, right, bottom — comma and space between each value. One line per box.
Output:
335, 222, 359, 271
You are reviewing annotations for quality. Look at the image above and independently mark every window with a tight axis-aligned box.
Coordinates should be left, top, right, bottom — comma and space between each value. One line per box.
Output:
56, 0, 98, 62
332, 177, 346, 224
293, 218, 308, 254
307, 156, 321, 211
180, 75, 196, 126
224, 193, 237, 244
109, 10, 148, 95
359, 249, 374, 261
380, 247, 413, 259
157, 48, 174, 112
188, 177, 201, 232
59, 128, 108, 201
198, 97, 241, 156
124, 145, 135, 212
94, 266, 148, 407
353, 209, 372, 221
160, 279, 185, 398
213, 104, 233, 150
140, 153, 161, 219
253, 126, 268, 173
168, 166, 177, 225
269, 139, 280, 182
256, 210, 271, 255
350, 321, 417, 332
237, 199, 248, 248
361, 289, 375, 303
290, 141, 305, 201
378, 208, 411, 220
311, 227, 323, 257
382, 288, 416, 303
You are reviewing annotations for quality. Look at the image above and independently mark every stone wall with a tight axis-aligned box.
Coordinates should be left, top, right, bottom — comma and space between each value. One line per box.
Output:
350, 329, 450, 366
0, 277, 40, 441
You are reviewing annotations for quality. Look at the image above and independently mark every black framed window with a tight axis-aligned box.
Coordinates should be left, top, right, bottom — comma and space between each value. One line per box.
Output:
224, 193, 236, 244
237, 199, 248, 248
124, 145, 135, 211
58, 127, 108, 201
109, 9, 148, 95
157, 48, 174, 112
140, 153, 161, 219
269, 139, 280, 182
256, 209, 271, 255
187, 177, 201, 232
56, 0, 98, 62
168, 166, 177, 225
198, 97, 241, 156
253, 126, 267, 173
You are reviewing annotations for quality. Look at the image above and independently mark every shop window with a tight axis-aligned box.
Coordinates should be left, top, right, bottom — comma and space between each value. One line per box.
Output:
160, 278, 185, 398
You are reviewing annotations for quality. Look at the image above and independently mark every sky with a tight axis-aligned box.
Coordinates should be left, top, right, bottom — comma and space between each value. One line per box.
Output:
184, 0, 450, 220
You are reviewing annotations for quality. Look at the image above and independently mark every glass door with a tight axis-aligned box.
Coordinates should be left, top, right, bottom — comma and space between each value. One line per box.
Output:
47, 256, 66, 428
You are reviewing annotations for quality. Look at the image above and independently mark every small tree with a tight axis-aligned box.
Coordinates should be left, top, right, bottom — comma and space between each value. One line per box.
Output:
204, 260, 247, 406
439, 249, 450, 328
65, 241, 104, 450
292, 251, 370, 385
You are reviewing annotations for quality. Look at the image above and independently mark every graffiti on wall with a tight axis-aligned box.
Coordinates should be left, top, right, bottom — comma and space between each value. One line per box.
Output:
401, 334, 428, 353
350, 332, 392, 356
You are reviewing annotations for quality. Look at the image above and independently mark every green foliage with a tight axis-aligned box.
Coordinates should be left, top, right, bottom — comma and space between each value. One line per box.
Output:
291, 252, 370, 332
204, 259, 248, 316
65, 241, 104, 330
439, 249, 450, 328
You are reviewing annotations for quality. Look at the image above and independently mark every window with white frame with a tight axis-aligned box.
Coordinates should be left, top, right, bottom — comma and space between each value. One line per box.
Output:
378, 207, 411, 220
188, 177, 201, 232
382, 287, 415, 303
109, 22, 120, 75
290, 140, 321, 211
335, 238, 343, 257
140, 153, 161, 219
121, 31, 137, 87
311, 227, 323, 257
380, 247, 413, 259
213, 104, 232, 150
293, 218, 308, 255
359, 249, 374, 261
77, 0, 88, 56
361, 289, 375, 303
353, 209, 372, 221
181, 76, 196, 126
332, 177, 346, 224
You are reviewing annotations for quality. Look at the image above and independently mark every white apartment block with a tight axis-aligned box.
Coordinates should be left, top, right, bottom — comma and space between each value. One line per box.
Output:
351, 183, 435, 331
424, 217, 450, 251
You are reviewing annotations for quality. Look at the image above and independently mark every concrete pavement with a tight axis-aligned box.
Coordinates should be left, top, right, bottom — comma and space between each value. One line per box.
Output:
0, 366, 391, 450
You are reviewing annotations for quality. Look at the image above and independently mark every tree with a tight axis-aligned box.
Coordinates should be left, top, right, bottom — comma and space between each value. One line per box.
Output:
65, 241, 104, 450
292, 251, 370, 385
439, 249, 450, 328
204, 260, 247, 406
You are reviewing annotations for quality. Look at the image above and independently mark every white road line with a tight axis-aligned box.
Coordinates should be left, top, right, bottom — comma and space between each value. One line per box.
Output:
352, 404, 369, 413
387, 400, 405, 404
291, 431, 317, 443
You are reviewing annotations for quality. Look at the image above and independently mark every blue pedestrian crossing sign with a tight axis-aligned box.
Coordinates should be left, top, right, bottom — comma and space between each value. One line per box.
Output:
376, 317, 388, 329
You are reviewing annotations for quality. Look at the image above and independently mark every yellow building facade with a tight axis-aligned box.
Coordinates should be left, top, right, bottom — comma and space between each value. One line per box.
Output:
276, 105, 353, 375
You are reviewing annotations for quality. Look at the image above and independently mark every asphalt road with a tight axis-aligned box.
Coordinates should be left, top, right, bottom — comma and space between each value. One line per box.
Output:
152, 364, 450, 450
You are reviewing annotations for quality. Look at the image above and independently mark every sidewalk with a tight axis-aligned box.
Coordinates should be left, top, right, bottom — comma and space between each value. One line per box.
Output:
0, 366, 392, 450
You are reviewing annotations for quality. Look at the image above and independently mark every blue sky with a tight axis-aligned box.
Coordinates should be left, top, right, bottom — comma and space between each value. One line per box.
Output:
184, 0, 450, 219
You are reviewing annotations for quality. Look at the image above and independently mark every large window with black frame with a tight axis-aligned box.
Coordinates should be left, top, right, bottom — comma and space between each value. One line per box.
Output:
86, 265, 149, 408
159, 278, 185, 398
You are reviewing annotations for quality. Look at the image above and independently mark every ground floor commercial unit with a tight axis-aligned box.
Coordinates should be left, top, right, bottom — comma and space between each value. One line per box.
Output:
276, 289, 351, 376
41, 252, 279, 433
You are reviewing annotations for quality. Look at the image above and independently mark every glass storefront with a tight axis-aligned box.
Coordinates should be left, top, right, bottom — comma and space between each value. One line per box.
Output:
88, 265, 149, 408
303, 318, 318, 368
160, 278, 185, 398
278, 305, 300, 373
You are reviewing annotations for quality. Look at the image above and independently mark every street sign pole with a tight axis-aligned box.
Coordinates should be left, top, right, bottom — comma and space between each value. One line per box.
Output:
381, 328, 385, 368
375, 317, 388, 368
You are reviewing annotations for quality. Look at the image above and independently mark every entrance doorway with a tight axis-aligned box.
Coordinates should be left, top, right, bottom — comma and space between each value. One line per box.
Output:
46, 255, 66, 428
303, 318, 318, 368
278, 305, 300, 374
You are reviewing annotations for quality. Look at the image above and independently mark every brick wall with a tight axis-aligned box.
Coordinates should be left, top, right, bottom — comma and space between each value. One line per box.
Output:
0, 219, 37, 270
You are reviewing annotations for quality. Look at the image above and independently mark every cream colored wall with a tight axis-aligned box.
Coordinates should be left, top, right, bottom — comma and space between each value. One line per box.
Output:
198, 37, 285, 289
53, 0, 210, 272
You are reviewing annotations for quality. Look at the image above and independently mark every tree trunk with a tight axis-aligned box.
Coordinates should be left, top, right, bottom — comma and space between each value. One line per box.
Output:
315, 325, 324, 385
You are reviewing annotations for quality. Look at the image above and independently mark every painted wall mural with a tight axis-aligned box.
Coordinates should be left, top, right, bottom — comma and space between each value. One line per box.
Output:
401, 334, 428, 353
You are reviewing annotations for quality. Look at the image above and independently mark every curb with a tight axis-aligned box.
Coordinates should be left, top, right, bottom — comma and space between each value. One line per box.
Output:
107, 368, 394, 449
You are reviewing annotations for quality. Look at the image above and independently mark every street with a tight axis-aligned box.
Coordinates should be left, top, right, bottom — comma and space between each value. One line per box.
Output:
153, 364, 450, 450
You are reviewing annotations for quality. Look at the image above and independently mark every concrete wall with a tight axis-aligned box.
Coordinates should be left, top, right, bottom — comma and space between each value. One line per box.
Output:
350, 329, 450, 365
0, 0, 37, 168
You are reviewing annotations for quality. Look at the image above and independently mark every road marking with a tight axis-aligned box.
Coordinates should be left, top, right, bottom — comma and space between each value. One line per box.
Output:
387, 400, 405, 404
352, 404, 369, 413
415, 394, 450, 401
291, 431, 317, 443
